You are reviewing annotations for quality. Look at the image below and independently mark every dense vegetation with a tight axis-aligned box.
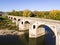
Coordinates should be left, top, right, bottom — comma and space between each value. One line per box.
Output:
0, 16, 18, 30
8, 10, 60, 20
0, 10, 60, 30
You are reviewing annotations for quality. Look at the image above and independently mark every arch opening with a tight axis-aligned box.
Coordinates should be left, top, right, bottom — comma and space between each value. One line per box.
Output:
33, 25, 36, 29
25, 21, 30, 24
18, 19, 20, 21
21, 22, 23, 24
14, 18, 16, 20
37, 25, 56, 45
11, 17, 13, 19
9, 17, 10, 18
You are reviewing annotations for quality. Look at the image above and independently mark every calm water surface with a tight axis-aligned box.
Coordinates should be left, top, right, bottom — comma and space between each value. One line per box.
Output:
0, 26, 56, 45
0, 31, 55, 45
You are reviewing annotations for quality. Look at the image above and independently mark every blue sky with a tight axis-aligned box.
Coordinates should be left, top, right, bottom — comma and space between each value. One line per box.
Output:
0, 0, 60, 12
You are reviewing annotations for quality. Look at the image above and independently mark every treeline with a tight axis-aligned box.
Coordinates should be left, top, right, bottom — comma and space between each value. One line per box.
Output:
7, 10, 60, 20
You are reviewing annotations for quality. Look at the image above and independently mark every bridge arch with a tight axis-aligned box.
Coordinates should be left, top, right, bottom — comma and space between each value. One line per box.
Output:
21, 21, 23, 24
19, 19, 31, 30
8, 17, 10, 19
37, 24, 56, 45
14, 18, 16, 20
24, 21, 30, 24
11, 17, 13, 19
18, 19, 20, 21
9, 16, 11, 19
33, 25, 36, 29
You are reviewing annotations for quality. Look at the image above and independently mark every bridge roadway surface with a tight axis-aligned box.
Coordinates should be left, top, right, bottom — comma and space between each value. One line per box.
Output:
7, 15, 60, 23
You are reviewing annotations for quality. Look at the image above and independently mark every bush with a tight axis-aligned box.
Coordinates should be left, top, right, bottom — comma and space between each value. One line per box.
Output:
0, 16, 18, 30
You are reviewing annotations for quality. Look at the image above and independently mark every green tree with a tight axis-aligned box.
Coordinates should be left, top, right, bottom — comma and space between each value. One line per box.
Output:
18, 11, 23, 16
23, 9, 33, 17
49, 10, 60, 20
33, 11, 49, 18
12, 10, 19, 16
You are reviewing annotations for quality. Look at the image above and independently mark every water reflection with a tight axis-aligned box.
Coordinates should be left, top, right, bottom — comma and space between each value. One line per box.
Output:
21, 30, 56, 45
0, 26, 56, 45
0, 34, 26, 45
29, 35, 45, 45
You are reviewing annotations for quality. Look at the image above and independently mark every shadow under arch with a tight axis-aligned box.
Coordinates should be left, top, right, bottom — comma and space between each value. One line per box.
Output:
18, 19, 20, 21
14, 18, 16, 20
0, 34, 26, 45
11, 17, 13, 19
37, 25, 56, 45
25, 21, 30, 24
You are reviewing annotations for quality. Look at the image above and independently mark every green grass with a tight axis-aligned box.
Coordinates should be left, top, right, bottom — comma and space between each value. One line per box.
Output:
0, 16, 18, 30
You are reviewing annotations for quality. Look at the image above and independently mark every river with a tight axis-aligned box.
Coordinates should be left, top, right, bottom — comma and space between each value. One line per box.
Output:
0, 30, 56, 45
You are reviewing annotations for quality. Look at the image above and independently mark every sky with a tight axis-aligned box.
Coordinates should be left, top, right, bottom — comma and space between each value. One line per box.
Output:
0, 0, 60, 12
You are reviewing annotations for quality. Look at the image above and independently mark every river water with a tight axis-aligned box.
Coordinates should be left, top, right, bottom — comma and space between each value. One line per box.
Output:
0, 31, 56, 45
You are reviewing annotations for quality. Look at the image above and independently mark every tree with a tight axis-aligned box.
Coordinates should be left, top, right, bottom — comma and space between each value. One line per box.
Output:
33, 11, 49, 18
23, 9, 33, 17
49, 10, 60, 20
18, 11, 23, 16
12, 10, 18, 16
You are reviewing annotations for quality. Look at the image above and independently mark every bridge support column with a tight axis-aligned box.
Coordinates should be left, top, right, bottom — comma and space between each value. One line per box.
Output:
15, 21, 20, 26
29, 25, 45, 38
19, 21, 27, 30
54, 27, 58, 45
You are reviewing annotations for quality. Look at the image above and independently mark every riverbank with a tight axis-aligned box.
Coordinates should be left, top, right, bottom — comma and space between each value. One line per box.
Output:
0, 29, 29, 45
0, 29, 25, 35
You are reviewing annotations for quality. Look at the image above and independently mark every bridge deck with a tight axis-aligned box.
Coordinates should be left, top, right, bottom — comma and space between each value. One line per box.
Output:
7, 15, 60, 24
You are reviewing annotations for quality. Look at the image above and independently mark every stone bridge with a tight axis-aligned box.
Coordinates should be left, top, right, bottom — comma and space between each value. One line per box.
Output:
7, 15, 60, 45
